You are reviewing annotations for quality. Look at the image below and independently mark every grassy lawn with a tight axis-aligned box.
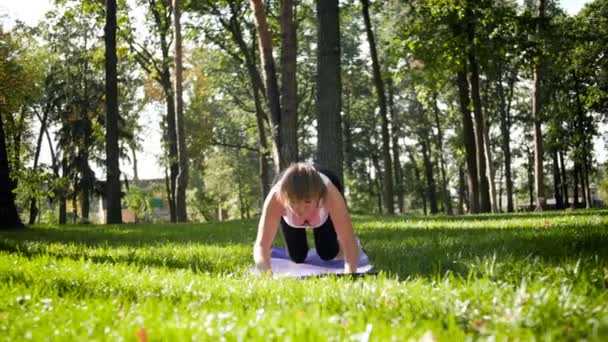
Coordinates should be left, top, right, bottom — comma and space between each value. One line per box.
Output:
1, 210, 608, 341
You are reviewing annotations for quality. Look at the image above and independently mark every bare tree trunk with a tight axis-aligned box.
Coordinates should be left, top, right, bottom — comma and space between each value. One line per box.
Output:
533, 0, 547, 211
498, 65, 515, 212
552, 149, 563, 209
29, 107, 50, 224
316, 0, 343, 182
432, 93, 452, 215
131, 144, 139, 181
467, 44, 491, 213
456, 69, 479, 213
526, 145, 534, 210
361, 0, 394, 214
458, 165, 465, 214
559, 150, 569, 207
59, 157, 67, 224
370, 153, 383, 213
280, 0, 298, 168
165, 166, 175, 221
409, 150, 426, 215
584, 156, 592, 208
572, 162, 579, 208
421, 137, 438, 214
174, 0, 188, 222
388, 78, 404, 213
0, 100, 23, 228
105, 0, 123, 224
250, 0, 283, 171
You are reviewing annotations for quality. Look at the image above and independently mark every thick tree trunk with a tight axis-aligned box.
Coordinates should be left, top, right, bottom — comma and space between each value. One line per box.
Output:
361, 0, 394, 214
280, 0, 298, 168
432, 93, 452, 215
456, 69, 479, 213
105, 0, 123, 224
250, 0, 283, 172
0, 105, 23, 228
533, 0, 547, 211
316, 0, 343, 182
370, 152, 383, 213
174, 0, 188, 222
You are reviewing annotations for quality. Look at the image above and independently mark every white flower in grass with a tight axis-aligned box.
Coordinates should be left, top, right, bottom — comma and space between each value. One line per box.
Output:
350, 323, 372, 342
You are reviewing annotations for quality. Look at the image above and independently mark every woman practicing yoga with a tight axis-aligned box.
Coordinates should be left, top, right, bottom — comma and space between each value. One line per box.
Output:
253, 162, 360, 274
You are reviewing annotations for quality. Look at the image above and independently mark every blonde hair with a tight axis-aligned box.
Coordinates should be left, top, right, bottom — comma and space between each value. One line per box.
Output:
277, 163, 327, 204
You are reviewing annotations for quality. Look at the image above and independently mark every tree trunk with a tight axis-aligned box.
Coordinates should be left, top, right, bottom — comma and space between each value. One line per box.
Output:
29, 107, 50, 224
552, 150, 563, 209
409, 151, 426, 215
467, 38, 491, 213
458, 165, 465, 214
389, 78, 404, 213
250, 0, 283, 172
432, 93, 452, 215
497, 64, 515, 212
316, 0, 343, 182
224, 3, 271, 198
584, 156, 592, 208
165, 167, 175, 219
527, 146, 534, 210
131, 144, 139, 181
532, 0, 546, 211
421, 137, 438, 214
456, 69, 479, 213
0, 104, 23, 228
370, 152, 383, 214
361, 0, 394, 214
59, 157, 67, 224
559, 150, 569, 207
174, 0, 188, 222
280, 0, 298, 168
105, 0, 123, 224
572, 162, 579, 208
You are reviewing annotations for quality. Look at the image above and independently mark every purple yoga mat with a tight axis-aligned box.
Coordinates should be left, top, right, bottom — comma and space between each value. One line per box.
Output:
252, 246, 374, 277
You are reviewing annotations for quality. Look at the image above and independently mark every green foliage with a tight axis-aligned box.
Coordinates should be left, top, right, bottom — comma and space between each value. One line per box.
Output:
1, 211, 608, 339
123, 185, 153, 222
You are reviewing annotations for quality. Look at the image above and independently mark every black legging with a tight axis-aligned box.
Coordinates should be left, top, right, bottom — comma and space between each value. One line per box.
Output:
275, 165, 344, 263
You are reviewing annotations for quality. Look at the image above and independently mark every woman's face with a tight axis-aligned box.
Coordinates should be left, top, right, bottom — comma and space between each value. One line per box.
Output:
287, 197, 318, 218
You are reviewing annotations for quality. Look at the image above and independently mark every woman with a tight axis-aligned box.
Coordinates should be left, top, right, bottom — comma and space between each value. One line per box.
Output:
253, 162, 359, 274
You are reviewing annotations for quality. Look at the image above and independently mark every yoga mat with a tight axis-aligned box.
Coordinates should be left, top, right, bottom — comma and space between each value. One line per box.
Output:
252, 246, 374, 278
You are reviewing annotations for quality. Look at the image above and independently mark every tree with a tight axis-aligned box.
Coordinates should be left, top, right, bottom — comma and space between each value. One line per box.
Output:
105, 0, 123, 224
532, 0, 547, 211
0, 95, 23, 228
316, 0, 343, 182
173, 0, 188, 222
361, 0, 394, 214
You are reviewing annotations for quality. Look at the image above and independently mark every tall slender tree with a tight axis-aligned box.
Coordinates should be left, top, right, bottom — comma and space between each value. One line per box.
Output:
532, 0, 547, 210
361, 0, 394, 214
174, 0, 188, 222
105, 0, 123, 224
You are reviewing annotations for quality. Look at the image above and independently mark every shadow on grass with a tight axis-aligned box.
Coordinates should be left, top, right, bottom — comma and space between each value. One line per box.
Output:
360, 224, 608, 279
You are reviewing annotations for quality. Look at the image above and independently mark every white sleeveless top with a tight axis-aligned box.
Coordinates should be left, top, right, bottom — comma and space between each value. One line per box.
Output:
281, 172, 331, 228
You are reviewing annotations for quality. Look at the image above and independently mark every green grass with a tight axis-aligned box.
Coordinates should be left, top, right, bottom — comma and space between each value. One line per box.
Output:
1, 210, 608, 341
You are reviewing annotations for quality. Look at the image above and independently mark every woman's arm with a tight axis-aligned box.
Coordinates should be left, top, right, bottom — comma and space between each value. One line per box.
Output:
253, 189, 282, 273
325, 183, 359, 273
